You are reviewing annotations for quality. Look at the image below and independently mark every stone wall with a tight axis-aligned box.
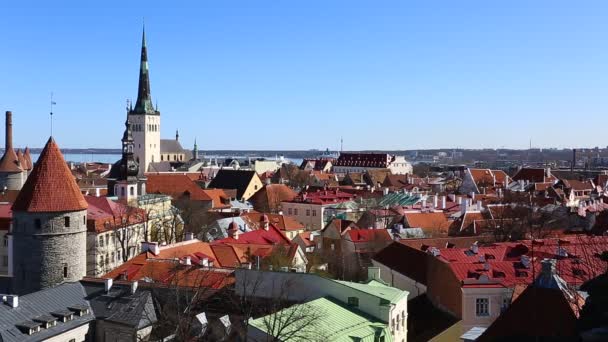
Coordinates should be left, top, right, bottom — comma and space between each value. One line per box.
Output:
0, 171, 25, 191
12, 209, 87, 295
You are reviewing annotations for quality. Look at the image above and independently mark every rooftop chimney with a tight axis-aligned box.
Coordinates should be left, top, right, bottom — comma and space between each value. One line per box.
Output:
367, 267, 381, 281
130, 281, 138, 294
5, 111, 12, 151
104, 278, 113, 293
572, 149, 576, 171
141, 241, 160, 256
3, 295, 18, 308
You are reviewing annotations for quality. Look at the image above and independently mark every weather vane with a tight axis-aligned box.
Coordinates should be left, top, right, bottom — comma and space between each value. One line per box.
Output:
50, 92, 56, 136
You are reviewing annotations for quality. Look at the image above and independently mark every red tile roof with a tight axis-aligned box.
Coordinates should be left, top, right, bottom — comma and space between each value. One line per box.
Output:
0, 145, 22, 172
346, 228, 392, 243
213, 223, 291, 245
104, 255, 234, 289
146, 174, 213, 202
250, 184, 297, 212
290, 188, 355, 205
435, 236, 608, 288
241, 212, 304, 232
23, 147, 33, 170
85, 196, 146, 233
404, 212, 451, 232
469, 168, 511, 187
335, 153, 393, 168
512, 168, 555, 183
12, 138, 88, 212
296, 231, 314, 247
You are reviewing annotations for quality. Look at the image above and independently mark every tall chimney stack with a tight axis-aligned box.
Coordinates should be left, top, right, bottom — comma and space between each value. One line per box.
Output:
571, 149, 576, 172
5, 111, 12, 150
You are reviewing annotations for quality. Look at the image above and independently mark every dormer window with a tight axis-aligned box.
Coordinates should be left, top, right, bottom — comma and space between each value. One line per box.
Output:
68, 305, 90, 317
16, 321, 41, 335
34, 315, 57, 329
51, 309, 74, 323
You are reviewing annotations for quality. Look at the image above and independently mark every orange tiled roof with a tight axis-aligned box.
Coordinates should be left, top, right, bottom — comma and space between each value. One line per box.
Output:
242, 212, 304, 231
404, 212, 451, 231
85, 196, 146, 233
146, 174, 212, 201
12, 137, 87, 212
201, 188, 230, 209
23, 147, 33, 170
0, 146, 22, 173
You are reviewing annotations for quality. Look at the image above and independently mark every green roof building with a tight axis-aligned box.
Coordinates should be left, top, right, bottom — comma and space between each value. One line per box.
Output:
248, 297, 393, 342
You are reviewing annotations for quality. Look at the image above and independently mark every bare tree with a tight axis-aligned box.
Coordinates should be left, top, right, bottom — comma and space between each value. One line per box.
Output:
174, 197, 216, 240
233, 269, 328, 342
111, 204, 147, 262
146, 261, 234, 341
256, 301, 327, 342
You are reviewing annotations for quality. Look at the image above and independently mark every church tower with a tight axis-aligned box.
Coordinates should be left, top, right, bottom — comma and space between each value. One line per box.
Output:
129, 27, 160, 175
115, 113, 146, 204
11, 137, 88, 295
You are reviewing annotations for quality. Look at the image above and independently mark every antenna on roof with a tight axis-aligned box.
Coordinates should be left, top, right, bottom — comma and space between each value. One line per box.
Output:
50, 92, 56, 137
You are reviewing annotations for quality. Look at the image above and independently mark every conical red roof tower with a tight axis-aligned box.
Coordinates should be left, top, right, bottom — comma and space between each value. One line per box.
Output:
12, 137, 87, 212
0, 111, 23, 173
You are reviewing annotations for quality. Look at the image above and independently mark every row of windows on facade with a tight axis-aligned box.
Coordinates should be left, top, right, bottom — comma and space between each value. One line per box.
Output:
287, 208, 317, 216
98, 246, 137, 269
475, 297, 510, 317
97, 228, 142, 247
131, 123, 159, 132
160, 154, 184, 161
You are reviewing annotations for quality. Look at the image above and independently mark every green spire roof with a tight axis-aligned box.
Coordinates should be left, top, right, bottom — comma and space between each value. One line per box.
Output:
132, 26, 158, 115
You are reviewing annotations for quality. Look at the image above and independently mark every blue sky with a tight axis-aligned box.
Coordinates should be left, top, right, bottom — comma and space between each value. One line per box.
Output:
0, 1, 607, 150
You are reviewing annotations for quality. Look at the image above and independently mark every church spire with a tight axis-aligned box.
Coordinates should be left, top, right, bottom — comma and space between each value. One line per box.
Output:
119, 113, 139, 181
132, 25, 157, 115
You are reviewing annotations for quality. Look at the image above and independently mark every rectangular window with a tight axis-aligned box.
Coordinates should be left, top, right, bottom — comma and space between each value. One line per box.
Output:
288, 208, 292, 215
347, 296, 359, 307
294, 209, 298, 215
63, 263, 68, 278
306, 209, 310, 216
64, 216, 70, 227
35, 219, 41, 229
99, 236, 104, 247
476, 298, 489, 316
312, 210, 316, 217
2, 256, 8, 266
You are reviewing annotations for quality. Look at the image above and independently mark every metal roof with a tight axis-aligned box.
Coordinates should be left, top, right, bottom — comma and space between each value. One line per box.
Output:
0, 282, 93, 342
334, 279, 408, 305
249, 296, 392, 342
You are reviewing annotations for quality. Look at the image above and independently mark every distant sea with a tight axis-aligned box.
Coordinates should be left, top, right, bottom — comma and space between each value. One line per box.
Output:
31, 153, 121, 164
30, 153, 303, 166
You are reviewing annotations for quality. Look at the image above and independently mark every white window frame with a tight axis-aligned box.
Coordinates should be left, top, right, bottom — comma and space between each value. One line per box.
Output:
475, 297, 490, 317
